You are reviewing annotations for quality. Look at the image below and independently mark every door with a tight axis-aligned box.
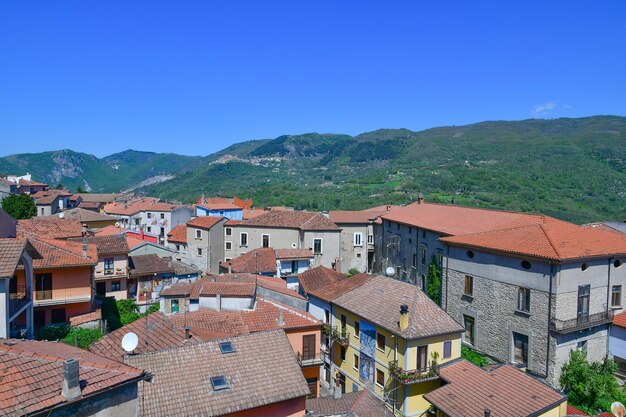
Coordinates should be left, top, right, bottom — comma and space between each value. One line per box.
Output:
35, 274, 52, 300
96, 282, 106, 296
51, 308, 66, 324
34, 310, 46, 328
306, 378, 318, 397
417, 345, 428, 371
302, 334, 316, 361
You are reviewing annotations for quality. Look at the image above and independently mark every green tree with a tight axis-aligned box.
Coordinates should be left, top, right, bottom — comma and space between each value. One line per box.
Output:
426, 254, 441, 305
560, 349, 626, 414
54, 183, 64, 190
1, 194, 36, 219
76, 185, 86, 193
345, 268, 360, 277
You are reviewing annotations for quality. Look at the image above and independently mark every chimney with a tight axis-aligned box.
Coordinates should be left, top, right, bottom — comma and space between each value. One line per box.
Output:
140, 228, 144, 239
61, 358, 81, 401
184, 325, 190, 340
82, 238, 88, 258
334, 374, 342, 400
228, 264, 232, 273
210, 276, 216, 283
484, 409, 491, 417
216, 293, 221, 311
277, 308, 285, 326
417, 193, 424, 204
399, 304, 409, 331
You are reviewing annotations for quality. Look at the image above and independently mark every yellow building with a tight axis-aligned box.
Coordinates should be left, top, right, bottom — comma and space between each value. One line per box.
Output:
328, 274, 464, 417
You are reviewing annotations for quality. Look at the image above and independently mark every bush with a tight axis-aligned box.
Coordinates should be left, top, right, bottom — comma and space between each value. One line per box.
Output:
35, 324, 70, 341
142, 303, 159, 316
116, 299, 141, 325
62, 327, 103, 349
461, 345, 489, 367
1, 194, 36, 219
345, 268, 360, 277
98, 295, 122, 331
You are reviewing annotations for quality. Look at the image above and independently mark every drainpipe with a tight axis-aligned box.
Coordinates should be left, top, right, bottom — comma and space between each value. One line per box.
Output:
393, 334, 398, 414
546, 263, 555, 380
607, 258, 613, 358
444, 244, 450, 311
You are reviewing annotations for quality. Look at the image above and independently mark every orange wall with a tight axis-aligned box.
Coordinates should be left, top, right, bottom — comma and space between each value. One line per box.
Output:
17, 266, 92, 297
36, 302, 92, 325
286, 328, 321, 355
226, 396, 305, 417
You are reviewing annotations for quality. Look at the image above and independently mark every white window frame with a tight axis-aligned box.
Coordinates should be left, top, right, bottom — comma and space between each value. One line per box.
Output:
353, 232, 363, 247
197, 248, 202, 256
225, 227, 232, 236
262, 234, 270, 248
313, 238, 323, 254
225, 241, 232, 251
195, 229, 202, 239
240, 232, 248, 247
367, 234, 374, 245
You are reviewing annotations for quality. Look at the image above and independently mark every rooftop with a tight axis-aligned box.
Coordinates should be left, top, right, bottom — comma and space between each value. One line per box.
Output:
333, 274, 464, 339
28, 238, 97, 269
613, 311, 626, 329
0, 238, 41, 278
167, 223, 187, 243
308, 273, 372, 303
125, 330, 310, 417
328, 209, 389, 224
68, 234, 130, 256
129, 254, 174, 276
0, 339, 143, 416
241, 210, 340, 231
187, 215, 224, 230
17, 217, 88, 239
298, 265, 348, 295
306, 389, 388, 417
103, 198, 186, 216
41, 207, 116, 223
423, 359, 566, 417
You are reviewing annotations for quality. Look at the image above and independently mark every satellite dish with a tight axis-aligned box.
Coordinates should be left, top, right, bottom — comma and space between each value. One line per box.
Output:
115, 222, 120, 228
58, 212, 64, 219
385, 266, 396, 276
121, 332, 139, 353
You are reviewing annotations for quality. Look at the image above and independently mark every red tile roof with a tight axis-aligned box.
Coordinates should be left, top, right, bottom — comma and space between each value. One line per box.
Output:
0, 339, 143, 416
129, 254, 174, 276
223, 247, 277, 274
423, 360, 566, 417
197, 281, 256, 297
103, 198, 185, 216
614, 311, 626, 329
94, 224, 124, 236
0, 238, 41, 278
18, 178, 48, 187
125, 236, 146, 248
308, 273, 372, 303
187, 215, 224, 229
41, 207, 116, 223
68, 235, 129, 256
275, 248, 314, 260
241, 210, 340, 231
167, 223, 187, 243
69, 309, 101, 326
17, 217, 88, 239
306, 389, 388, 417
242, 209, 265, 219
566, 405, 589, 416
27, 238, 97, 269
298, 266, 346, 294
441, 216, 626, 261
328, 210, 388, 224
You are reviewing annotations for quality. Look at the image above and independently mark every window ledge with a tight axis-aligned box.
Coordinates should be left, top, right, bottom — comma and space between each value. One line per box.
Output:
611, 306, 622, 310
462, 293, 474, 300
514, 310, 531, 317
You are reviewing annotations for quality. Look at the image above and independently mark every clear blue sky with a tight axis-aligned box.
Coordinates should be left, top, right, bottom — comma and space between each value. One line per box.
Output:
1, 1, 625, 157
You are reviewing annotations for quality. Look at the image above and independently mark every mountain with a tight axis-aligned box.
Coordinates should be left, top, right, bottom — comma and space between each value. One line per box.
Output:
1, 116, 625, 223
0, 149, 204, 193
138, 116, 626, 223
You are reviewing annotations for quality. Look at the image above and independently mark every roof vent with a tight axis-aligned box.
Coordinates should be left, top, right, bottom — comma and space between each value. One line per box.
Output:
484, 409, 491, 417
61, 358, 81, 401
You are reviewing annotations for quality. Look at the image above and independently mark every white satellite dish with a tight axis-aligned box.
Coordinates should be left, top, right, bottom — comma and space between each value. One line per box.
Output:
121, 332, 139, 353
385, 266, 396, 277
115, 222, 120, 228
58, 212, 64, 219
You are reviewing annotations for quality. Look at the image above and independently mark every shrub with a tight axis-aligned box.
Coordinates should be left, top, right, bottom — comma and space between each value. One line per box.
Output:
346, 268, 360, 277
461, 345, 489, 367
62, 327, 103, 349
35, 324, 70, 341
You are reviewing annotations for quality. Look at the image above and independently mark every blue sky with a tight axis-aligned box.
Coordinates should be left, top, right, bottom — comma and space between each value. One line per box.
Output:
1, 1, 625, 157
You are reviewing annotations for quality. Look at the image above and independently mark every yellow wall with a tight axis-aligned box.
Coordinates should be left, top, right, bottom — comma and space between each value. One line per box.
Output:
536, 402, 567, 417
405, 334, 462, 370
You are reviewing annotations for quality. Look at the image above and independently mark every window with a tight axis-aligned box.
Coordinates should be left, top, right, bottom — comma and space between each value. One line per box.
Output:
225, 241, 232, 250
240, 232, 248, 247
422, 230, 426, 238
51, 308, 66, 324
195, 229, 202, 239
577, 340, 588, 354
367, 234, 374, 244
340, 314, 347, 331
512, 332, 529, 366
160, 213, 165, 219
376, 333, 385, 351
147, 226, 152, 233
35, 273, 52, 300
262, 234, 270, 248
104, 258, 114, 275
464, 275, 473, 296
577, 285, 590, 320
517, 287, 531, 313
612, 285, 622, 307
147, 212, 152, 218
376, 369, 385, 387
521, 260, 532, 270
354, 321, 360, 338
219, 342, 235, 354
175, 244, 180, 251
225, 227, 232, 236
111, 281, 121, 291
340, 346, 346, 361
197, 248, 203, 256
420, 245, 427, 265
412, 254, 417, 268
353, 354, 359, 370
313, 238, 322, 254
443, 341, 452, 359
210, 376, 230, 391
464, 315, 475, 346
160, 227, 165, 236
354, 232, 363, 247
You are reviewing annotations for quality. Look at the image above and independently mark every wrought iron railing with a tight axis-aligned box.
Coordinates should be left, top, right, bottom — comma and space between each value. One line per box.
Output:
321, 324, 350, 346
9, 285, 30, 314
551, 310, 614, 334
296, 351, 324, 366
389, 360, 440, 384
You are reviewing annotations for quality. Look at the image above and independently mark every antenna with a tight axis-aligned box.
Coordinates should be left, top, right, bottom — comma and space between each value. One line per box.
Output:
121, 332, 139, 353
385, 266, 396, 277
58, 212, 64, 219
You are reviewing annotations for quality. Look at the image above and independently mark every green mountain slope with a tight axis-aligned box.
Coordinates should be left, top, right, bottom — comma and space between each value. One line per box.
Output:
140, 116, 626, 223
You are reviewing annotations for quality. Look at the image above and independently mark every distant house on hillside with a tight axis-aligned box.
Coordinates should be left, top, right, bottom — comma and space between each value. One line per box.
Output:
194, 195, 252, 220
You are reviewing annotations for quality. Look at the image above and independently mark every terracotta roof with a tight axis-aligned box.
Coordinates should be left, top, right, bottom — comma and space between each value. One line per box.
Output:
614, 311, 626, 329
167, 224, 187, 243
129, 254, 174, 276
195, 196, 232, 205
223, 247, 277, 274
94, 224, 124, 236
308, 273, 371, 303
168, 309, 250, 338
440, 216, 626, 261
0, 238, 41, 278
34, 193, 60, 205
68, 235, 129, 256
75, 193, 129, 203
298, 265, 346, 294
103, 198, 185, 216
168, 259, 199, 276
18, 178, 47, 186
198, 282, 256, 297
243, 297, 320, 331
17, 217, 87, 239
566, 405, 589, 416
333, 274, 464, 339
125, 236, 146, 248
306, 389, 388, 417
275, 248, 314, 260
424, 360, 566, 417
329, 210, 388, 224
126, 329, 310, 417
69, 309, 101, 326
0, 339, 143, 416
41, 207, 116, 223
241, 210, 340, 231
77, 201, 101, 209
28, 238, 97, 269
89, 312, 199, 361
187, 215, 224, 229
381, 201, 543, 236
225, 219, 243, 226
242, 209, 265, 219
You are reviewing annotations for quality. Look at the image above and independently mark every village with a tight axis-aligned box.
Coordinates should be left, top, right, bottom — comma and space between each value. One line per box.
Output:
1, 173, 625, 416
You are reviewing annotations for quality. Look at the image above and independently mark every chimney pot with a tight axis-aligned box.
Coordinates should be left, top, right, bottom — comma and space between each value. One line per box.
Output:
277, 308, 285, 326
399, 304, 409, 331
216, 293, 221, 311
184, 325, 190, 340
62, 358, 81, 401
484, 409, 491, 417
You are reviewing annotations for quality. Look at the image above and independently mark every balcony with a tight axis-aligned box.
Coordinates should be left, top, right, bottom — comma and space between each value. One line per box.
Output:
389, 360, 440, 385
551, 310, 614, 334
296, 351, 324, 367
9, 285, 30, 315
34, 288, 91, 306
322, 324, 350, 347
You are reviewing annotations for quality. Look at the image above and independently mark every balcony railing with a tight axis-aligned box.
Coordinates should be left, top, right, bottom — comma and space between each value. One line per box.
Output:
9, 285, 30, 314
34, 288, 91, 305
35, 290, 53, 301
296, 351, 324, 367
551, 310, 614, 334
389, 360, 440, 384
322, 324, 350, 347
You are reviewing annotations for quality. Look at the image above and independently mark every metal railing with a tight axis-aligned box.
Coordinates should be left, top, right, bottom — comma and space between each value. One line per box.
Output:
9, 285, 30, 314
296, 351, 324, 367
389, 360, 440, 384
551, 310, 614, 334
321, 324, 350, 346
34, 288, 91, 304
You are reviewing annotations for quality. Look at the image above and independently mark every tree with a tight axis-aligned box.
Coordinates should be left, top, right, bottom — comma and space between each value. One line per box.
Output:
76, 185, 86, 193
1, 194, 36, 219
54, 183, 64, 190
560, 349, 626, 414
426, 254, 441, 305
